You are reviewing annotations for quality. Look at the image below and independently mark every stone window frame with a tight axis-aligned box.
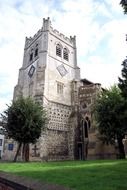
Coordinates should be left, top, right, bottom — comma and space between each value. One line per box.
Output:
29, 48, 34, 62
57, 81, 64, 94
63, 47, 69, 61
81, 117, 90, 139
56, 43, 62, 57
34, 43, 39, 57
8, 143, 14, 151
29, 42, 39, 63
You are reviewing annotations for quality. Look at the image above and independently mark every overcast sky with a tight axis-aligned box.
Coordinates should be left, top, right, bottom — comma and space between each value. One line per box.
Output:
0, 0, 127, 113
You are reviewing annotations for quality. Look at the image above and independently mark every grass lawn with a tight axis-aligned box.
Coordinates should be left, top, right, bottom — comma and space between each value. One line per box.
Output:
0, 159, 127, 190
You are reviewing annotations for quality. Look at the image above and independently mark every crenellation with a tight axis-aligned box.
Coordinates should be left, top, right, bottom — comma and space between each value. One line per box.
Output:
25, 29, 42, 49
53, 29, 59, 35
60, 33, 64, 38
50, 25, 75, 45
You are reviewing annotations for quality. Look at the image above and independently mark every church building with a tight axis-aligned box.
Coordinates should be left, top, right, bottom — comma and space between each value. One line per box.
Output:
3, 17, 116, 161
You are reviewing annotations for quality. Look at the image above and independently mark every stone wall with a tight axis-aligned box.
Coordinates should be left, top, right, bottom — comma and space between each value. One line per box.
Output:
46, 129, 69, 160
88, 128, 116, 160
47, 101, 71, 131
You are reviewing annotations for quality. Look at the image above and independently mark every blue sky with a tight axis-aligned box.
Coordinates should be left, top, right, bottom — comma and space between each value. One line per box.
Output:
0, 0, 127, 113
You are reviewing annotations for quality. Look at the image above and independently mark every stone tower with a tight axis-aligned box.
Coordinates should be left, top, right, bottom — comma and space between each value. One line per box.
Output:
12, 17, 116, 161
14, 17, 80, 160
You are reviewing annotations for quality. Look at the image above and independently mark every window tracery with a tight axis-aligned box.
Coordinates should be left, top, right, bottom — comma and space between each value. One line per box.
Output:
29, 49, 33, 61
35, 44, 38, 57
63, 47, 69, 61
56, 44, 62, 57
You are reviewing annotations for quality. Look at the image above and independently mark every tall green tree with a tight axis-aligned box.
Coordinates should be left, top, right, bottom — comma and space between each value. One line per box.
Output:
120, 0, 127, 14
95, 86, 127, 159
2, 97, 47, 162
118, 58, 127, 98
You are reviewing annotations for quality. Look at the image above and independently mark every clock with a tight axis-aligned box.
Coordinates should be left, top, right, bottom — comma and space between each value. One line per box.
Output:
28, 65, 35, 77
57, 64, 68, 77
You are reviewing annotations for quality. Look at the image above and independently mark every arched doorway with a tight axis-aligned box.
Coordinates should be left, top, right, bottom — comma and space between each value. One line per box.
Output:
77, 117, 91, 160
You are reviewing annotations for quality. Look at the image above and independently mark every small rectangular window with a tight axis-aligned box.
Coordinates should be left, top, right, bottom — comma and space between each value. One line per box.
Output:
8, 144, 14, 151
57, 82, 64, 94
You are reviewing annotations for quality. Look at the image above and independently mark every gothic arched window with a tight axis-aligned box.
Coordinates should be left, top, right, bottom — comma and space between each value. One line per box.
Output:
85, 116, 91, 129
35, 44, 38, 57
63, 48, 69, 61
84, 121, 88, 138
29, 49, 33, 62
56, 44, 62, 57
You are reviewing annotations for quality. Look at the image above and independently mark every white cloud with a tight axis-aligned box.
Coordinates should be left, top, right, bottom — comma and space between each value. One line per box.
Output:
80, 56, 121, 88
0, 0, 126, 112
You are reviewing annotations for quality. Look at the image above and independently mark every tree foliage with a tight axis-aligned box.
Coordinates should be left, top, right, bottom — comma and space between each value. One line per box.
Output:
2, 97, 47, 161
120, 0, 127, 14
118, 58, 127, 98
95, 86, 127, 158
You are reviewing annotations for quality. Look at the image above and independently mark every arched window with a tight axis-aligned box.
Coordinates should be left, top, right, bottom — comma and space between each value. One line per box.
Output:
29, 49, 33, 62
85, 116, 91, 129
56, 44, 62, 57
63, 48, 69, 61
35, 44, 38, 57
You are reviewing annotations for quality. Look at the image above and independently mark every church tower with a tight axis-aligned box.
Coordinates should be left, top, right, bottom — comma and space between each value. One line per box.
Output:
14, 17, 80, 160
4, 17, 117, 161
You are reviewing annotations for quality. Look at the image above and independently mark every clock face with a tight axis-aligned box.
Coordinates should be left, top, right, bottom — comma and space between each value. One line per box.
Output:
28, 65, 35, 77
57, 64, 68, 77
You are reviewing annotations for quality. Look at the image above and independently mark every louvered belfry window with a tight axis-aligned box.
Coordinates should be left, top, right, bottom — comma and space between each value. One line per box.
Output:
63, 48, 69, 61
56, 44, 62, 57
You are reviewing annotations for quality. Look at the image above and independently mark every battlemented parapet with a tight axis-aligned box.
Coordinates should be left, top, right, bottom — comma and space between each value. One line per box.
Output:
25, 29, 43, 49
25, 17, 76, 49
50, 26, 76, 46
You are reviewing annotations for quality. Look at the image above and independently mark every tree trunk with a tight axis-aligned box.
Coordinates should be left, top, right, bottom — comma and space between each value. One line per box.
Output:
13, 142, 22, 162
22, 143, 25, 161
25, 143, 29, 162
22, 143, 30, 162
117, 137, 125, 159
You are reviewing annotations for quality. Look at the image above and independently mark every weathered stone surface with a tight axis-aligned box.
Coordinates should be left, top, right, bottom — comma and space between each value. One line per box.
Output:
2, 17, 117, 161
